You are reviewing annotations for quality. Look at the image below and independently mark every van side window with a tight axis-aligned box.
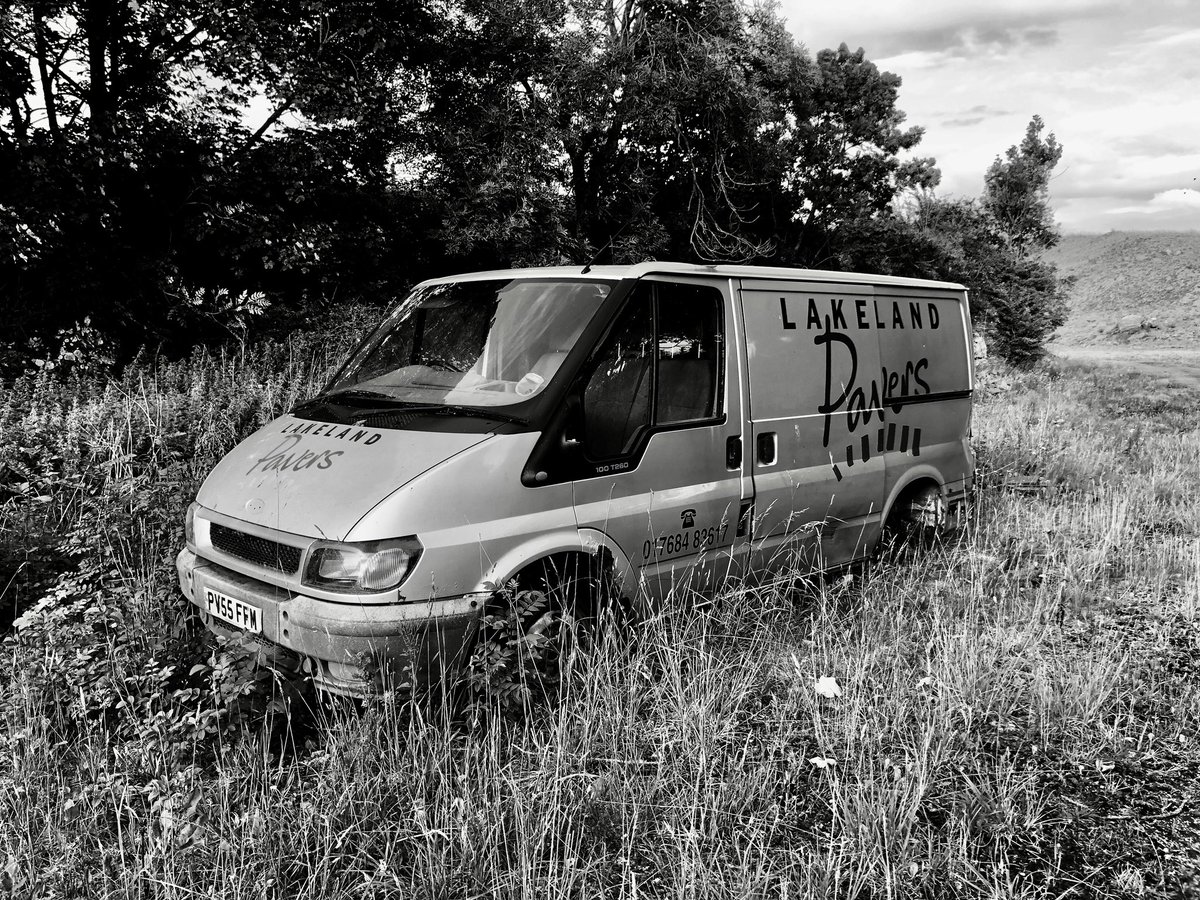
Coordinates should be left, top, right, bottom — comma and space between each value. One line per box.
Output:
582, 281, 723, 460
655, 282, 722, 424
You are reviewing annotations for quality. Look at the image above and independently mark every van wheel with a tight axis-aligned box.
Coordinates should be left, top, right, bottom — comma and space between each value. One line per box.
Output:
464, 555, 613, 709
882, 485, 946, 556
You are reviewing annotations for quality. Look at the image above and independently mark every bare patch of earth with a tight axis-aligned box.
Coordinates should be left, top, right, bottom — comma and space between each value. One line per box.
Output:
1050, 347, 1200, 392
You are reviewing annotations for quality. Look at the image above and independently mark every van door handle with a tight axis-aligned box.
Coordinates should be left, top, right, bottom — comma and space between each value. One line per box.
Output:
725, 436, 742, 469
756, 432, 777, 466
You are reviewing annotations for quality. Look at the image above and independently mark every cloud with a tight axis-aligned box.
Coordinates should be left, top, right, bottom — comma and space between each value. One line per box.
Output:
958, 24, 1060, 54
1022, 27, 1060, 46
1054, 147, 1200, 202
1109, 135, 1198, 158
1109, 188, 1200, 216
1055, 172, 1200, 204
785, 0, 1196, 61
1142, 26, 1200, 48
779, 0, 1200, 233
1057, 192, 1200, 232
786, 0, 1118, 58
941, 104, 1013, 128
854, 25, 1062, 63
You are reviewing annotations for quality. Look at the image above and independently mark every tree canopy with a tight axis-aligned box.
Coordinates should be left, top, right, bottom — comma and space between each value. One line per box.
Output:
0, 0, 1066, 366
984, 114, 1063, 255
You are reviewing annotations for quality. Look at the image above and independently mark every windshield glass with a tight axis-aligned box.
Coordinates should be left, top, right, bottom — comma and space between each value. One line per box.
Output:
325, 278, 613, 408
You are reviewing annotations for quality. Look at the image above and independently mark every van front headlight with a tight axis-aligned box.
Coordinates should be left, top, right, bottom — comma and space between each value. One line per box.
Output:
185, 502, 198, 545
302, 537, 423, 593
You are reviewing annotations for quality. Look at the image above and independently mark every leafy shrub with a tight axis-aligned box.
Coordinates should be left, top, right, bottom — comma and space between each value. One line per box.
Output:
460, 583, 576, 718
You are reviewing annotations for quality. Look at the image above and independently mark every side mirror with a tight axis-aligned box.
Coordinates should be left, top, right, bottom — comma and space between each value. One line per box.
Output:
521, 392, 586, 487
561, 393, 586, 451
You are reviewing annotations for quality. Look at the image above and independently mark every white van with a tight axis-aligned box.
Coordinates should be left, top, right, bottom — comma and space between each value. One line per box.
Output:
176, 264, 974, 694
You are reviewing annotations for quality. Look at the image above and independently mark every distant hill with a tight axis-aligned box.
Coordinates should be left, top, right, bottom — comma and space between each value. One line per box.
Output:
1043, 231, 1200, 348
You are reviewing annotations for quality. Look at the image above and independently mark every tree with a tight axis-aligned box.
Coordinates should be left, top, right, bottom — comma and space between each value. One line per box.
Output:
908, 195, 1066, 365
0, 0, 451, 350
555, 0, 798, 262
777, 42, 938, 267
825, 113, 1069, 366
404, 0, 575, 267
414, 0, 799, 265
983, 114, 1063, 255
0, 0, 945, 357
413, 3, 931, 267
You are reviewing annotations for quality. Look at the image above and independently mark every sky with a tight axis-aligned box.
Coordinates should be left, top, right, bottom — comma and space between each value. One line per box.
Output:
780, 0, 1200, 234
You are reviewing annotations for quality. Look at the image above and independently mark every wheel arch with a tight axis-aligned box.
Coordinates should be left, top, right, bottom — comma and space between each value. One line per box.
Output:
475, 527, 636, 601
881, 465, 948, 531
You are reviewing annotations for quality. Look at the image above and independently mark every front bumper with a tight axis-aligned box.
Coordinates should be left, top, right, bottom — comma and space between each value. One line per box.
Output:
176, 548, 486, 696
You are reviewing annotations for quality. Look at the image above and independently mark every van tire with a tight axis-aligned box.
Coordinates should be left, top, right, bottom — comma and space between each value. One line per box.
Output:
881, 483, 946, 556
465, 553, 615, 707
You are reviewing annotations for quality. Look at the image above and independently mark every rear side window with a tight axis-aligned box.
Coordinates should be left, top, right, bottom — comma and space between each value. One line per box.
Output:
582, 281, 723, 460
655, 282, 722, 424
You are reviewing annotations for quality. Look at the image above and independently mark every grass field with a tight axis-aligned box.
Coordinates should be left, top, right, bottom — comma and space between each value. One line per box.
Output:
1, 333, 1197, 898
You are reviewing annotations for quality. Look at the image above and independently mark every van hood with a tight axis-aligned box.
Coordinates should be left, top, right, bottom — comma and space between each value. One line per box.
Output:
196, 415, 492, 541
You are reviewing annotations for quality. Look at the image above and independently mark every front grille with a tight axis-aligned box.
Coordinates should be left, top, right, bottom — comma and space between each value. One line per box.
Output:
210, 523, 302, 574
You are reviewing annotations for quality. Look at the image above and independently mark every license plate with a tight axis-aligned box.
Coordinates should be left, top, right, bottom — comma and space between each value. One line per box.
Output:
204, 587, 263, 634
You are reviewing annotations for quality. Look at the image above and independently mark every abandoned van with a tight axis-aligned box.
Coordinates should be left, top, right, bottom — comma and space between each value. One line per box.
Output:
176, 263, 975, 694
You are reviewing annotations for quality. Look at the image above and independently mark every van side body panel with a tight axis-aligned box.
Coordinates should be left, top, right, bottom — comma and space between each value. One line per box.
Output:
739, 279, 887, 572
870, 285, 975, 517
736, 277, 973, 571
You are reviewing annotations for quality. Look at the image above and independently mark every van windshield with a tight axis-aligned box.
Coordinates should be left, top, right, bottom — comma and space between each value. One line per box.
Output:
322, 278, 613, 409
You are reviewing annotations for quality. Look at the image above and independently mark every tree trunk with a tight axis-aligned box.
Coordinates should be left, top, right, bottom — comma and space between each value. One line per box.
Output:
84, 0, 113, 144
31, 1, 60, 140
229, 97, 294, 164
567, 146, 590, 256
7, 98, 28, 146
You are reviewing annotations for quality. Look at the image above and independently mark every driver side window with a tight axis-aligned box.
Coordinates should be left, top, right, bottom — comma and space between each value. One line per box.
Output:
581, 297, 654, 459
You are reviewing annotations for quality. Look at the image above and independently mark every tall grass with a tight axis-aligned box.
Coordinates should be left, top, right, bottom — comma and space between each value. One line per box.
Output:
1, 345, 1198, 898
0, 316, 372, 623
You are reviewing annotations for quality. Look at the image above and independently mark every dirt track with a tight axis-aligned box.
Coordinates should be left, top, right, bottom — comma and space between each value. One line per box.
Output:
1051, 346, 1200, 391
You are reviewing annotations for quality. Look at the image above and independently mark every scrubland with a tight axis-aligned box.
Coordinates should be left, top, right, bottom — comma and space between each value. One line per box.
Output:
1046, 231, 1200, 348
1, 327, 1197, 899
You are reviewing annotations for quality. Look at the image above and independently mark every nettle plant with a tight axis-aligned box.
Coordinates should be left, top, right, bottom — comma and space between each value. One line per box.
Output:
3, 500, 305, 778
461, 582, 569, 716
169, 281, 273, 342
0, 317, 118, 380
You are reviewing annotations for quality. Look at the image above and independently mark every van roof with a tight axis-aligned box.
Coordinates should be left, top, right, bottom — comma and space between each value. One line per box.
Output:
416, 262, 966, 292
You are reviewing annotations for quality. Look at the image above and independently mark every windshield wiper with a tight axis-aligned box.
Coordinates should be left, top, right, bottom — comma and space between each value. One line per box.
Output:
316, 388, 404, 405
302, 392, 527, 426
395, 404, 527, 426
